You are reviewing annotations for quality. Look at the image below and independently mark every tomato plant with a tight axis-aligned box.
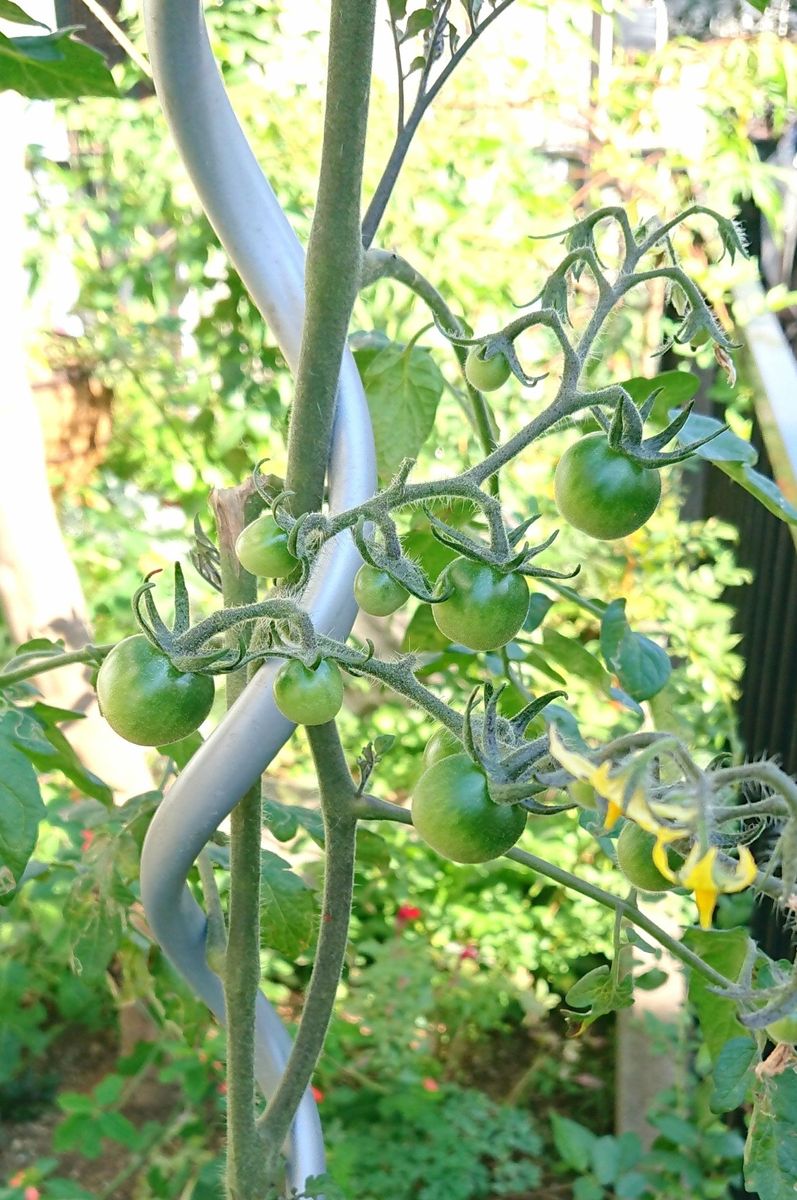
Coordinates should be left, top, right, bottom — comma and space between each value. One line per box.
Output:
464, 345, 511, 392
412, 754, 527, 863
432, 557, 529, 651
354, 563, 408, 616
554, 434, 662, 540
96, 634, 215, 746
273, 658, 344, 726
235, 512, 297, 577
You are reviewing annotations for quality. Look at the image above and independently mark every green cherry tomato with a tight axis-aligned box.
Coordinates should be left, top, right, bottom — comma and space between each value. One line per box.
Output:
432, 556, 529, 651
273, 658, 343, 726
422, 727, 462, 769
465, 345, 512, 392
235, 513, 297, 578
765, 1016, 797, 1045
412, 754, 527, 863
96, 634, 215, 747
615, 821, 676, 894
354, 563, 409, 617
554, 433, 662, 540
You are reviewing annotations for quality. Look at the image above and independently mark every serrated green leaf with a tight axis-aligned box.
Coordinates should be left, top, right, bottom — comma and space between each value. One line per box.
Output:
745, 1070, 797, 1199
566, 965, 611, 1008
710, 1035, 757, 1113
360, 343, 444, 480
260, 850, 316, 959
0, 27, 117, 98
0, 710, 45, 904
682, 926, 751, 1062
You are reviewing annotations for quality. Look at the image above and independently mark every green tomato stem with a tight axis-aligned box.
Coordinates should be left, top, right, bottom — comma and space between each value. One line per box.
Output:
211, 481, 274, 1199
257, 722, 358, 1176
284, 0, 377, 516
0, 643, 114, 690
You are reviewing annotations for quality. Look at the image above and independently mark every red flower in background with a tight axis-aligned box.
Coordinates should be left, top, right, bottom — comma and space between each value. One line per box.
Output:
396, 904, 422, 923
312, 1085, 325, 1103
422, 1077, 440, 1092
80, 829, 95, 852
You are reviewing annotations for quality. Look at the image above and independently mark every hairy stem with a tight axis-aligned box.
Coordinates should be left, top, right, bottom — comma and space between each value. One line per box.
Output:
257, 723, 358, 1174
0, 643, 113, 689
211, 481, 271, 1199
285, 0, 377, 514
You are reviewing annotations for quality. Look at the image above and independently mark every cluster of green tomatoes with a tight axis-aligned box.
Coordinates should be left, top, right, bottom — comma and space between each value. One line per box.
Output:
95, 406, 664, 866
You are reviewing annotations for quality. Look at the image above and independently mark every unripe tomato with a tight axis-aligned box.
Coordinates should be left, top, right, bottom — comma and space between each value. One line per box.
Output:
422, 727, 462, 769
765, 1016, 797, 1045
432, 557, 529, 651
354, 563, 409, 617
554, 434, 662, 540
465, 345, 511, 392
273, 658, 343, 726
615, 821, 674, 893
235, 513, 297, 578
96, 635, 215, 746
412, 754, 527, 863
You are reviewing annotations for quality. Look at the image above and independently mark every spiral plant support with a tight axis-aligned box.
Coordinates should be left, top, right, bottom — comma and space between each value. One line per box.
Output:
139, 0, 377, 1189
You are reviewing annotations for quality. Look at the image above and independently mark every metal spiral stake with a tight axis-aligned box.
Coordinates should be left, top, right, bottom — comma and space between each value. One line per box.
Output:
139, 0, 377, 1190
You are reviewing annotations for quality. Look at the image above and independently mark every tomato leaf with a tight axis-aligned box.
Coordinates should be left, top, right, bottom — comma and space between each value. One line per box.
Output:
359, 342, 444, 481
11, 703, 112, 805
550, 1113, 597, 1172
600, 599, 671, 702
523, 592, 554, 632
541, 628, 613, 695
260, 850, 317, 959
621, 370, 699, 410
670, 409, 757, 464
745, 1070, 797, 1199
0, 27, 117, 98
0, 711, 45, 904
710, 1035, 757, 1113
682, 926, 752, 1062
671, 409, 797, 525
402, 8, 434, 39
722, 461, 797, 525
0, 0, 49, 26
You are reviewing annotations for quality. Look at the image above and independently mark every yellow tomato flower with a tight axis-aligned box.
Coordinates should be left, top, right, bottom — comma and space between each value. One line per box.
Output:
548, 728, 692, 833
652, 841, 757, 929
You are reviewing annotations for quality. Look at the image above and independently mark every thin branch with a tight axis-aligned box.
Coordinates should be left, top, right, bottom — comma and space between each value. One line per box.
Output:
389, 13, 406, 134
362, 0, 518, 247
75, 0, 152, 77
257, 723, 358, 1175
